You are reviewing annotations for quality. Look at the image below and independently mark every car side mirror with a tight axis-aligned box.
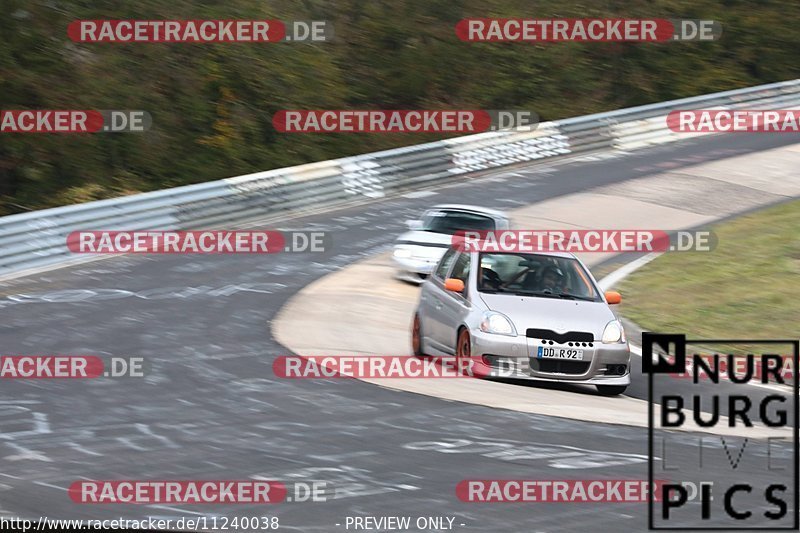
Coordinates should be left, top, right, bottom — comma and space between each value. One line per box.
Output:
444, 278, 465, 293
406, 219, 423, 231
604, 290, 622, 304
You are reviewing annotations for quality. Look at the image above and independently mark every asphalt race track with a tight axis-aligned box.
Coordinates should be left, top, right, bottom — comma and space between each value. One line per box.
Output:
0, 133, 797, 531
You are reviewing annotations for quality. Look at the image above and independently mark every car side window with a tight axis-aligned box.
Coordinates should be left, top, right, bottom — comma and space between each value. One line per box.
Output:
450, 254, 470, 282
434, 248, 458, 279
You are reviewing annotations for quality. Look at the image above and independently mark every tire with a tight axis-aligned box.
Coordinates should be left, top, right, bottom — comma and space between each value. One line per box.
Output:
412, 314, 424, 357
456, 328, 471, 359
596, 384, 627, 396
455, 328, 473, 377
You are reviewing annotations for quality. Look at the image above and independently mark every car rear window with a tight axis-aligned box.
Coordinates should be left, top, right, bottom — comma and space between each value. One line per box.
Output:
422, 211, 496, 235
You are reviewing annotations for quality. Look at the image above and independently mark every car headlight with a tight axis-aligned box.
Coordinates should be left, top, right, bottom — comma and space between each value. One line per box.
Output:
480, 312, 517, 336
601, 320, 626, 344
393, 248, 413, 259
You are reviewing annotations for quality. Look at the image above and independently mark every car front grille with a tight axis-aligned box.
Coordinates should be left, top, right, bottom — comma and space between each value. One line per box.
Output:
531, 359, 590, 375
526, 328, 594, 344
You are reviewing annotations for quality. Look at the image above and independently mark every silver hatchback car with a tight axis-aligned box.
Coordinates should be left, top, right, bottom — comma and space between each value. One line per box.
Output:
411, 248, 631, 395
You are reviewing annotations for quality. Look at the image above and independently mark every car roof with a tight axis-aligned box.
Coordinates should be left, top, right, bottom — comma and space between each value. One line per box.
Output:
427, 204, 508, 219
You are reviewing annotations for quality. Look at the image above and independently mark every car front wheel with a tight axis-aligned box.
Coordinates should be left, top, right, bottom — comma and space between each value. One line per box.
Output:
596, 384, 627, 396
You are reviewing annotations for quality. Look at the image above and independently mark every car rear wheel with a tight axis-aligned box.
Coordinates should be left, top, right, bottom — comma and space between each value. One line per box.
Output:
412, 314, 424, 357
596, 384, 627, 396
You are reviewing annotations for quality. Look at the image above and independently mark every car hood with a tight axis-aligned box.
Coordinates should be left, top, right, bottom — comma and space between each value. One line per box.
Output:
478, 292, 617, 339
394, 230, 452, 247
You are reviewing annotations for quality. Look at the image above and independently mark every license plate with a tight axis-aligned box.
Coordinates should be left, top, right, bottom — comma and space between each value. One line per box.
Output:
537, 346, 584, 360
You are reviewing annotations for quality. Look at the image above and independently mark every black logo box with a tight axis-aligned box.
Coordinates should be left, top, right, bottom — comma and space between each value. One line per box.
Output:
643, 333, 799, 531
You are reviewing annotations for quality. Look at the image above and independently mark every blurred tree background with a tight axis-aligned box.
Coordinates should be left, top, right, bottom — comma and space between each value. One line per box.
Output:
1, 0, 798, 214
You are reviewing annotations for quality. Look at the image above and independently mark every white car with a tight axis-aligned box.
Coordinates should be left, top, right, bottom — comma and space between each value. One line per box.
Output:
392, 204, 510, 283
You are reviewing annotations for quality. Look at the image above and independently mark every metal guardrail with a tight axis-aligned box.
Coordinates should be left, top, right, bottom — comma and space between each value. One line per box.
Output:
1, 79, 799, 278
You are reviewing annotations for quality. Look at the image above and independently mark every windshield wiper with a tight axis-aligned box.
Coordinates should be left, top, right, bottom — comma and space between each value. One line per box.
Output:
511, 290, 596, 301
556, 294, 597, 301
550, 293, 599, 302
510, 290, 560, 298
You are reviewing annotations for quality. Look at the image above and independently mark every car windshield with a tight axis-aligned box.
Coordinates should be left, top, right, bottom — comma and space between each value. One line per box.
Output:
421, 210, 496, 235
477, 252, 601, 301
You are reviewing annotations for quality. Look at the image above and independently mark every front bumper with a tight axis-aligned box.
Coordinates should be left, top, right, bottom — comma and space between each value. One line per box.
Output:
393, 255, 438, 275
470, 328, 631, 385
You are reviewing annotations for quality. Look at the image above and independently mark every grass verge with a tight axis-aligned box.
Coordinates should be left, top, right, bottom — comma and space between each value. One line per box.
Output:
619, 199, 799, 354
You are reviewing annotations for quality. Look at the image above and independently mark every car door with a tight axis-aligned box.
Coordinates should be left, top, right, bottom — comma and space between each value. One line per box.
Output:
434, 252, 472, 353
420, 248, 458, 354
